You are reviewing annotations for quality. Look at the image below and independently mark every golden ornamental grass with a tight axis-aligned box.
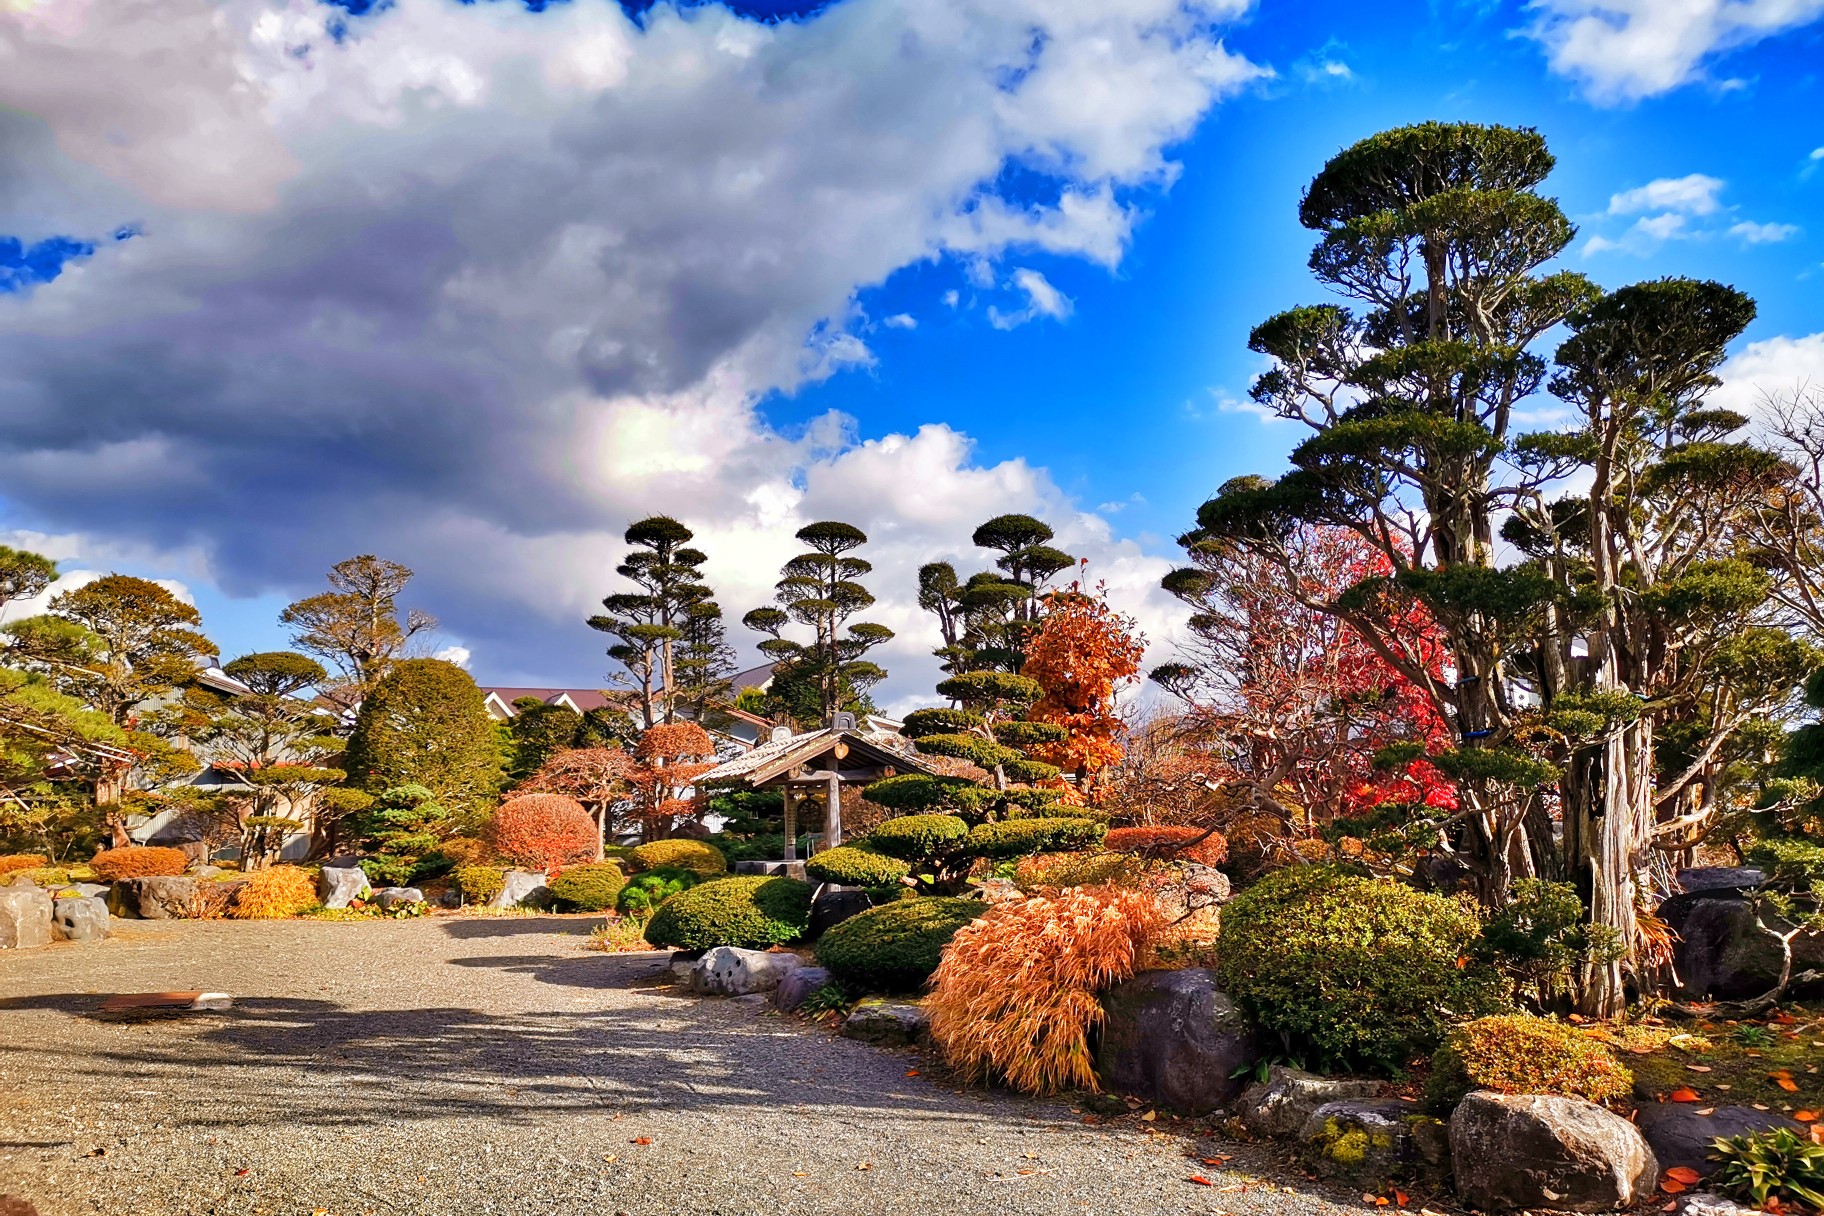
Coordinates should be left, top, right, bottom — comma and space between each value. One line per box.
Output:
230, 865, 318, 919
925, 885, 1169, 1096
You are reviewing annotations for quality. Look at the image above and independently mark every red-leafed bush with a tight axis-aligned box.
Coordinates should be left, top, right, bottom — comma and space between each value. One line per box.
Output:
1103, 825, 1228, 866
490, 794, 597, 874
0, 854, 49, 878
90, 845, 190, 881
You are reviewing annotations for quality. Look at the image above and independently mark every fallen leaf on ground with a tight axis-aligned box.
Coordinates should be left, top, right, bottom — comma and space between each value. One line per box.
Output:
234, 1169, 249, 1177
792, 1171, 807, 1177
1776, 1078, 1801, 1092
630, 1137, 652, 1146
1669, 1088, 1702, 1102
856, 1162, 872, 1171
1140, 1110, 1157, 1122
1795, 1110, 1819, 1122
1187, 1176, 1214, 1186
1659, 1180, 1688, 1195
1665, 1167, 1703, 1185
1686, 1065, 1713, 1073
1201, 1157, 1229, 1166
905, 1070, 919, 1077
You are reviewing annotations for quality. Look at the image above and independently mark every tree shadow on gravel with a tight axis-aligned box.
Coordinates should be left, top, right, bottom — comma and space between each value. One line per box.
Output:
0, 990, 1004, 1136
439, 915, 622, 939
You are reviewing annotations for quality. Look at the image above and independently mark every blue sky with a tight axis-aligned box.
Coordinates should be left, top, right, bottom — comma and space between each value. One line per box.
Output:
0, 0, 1820, 709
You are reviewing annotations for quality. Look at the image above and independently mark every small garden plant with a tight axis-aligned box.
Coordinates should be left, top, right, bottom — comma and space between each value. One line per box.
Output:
1426, 1014, 1632, 1110
1711, 1127, 1824, 1211
642, 875, 812, 950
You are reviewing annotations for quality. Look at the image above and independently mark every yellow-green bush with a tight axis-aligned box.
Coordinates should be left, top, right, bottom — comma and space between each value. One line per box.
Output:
230, 866, 318, 919
627, 838, 727, 877
963, 817, 1105, 859
455, 864, 506, 904
643, 875, 812, 950
549, 862, 625, 912
1013, 851, 1141, 891
1426, 1014, 1632, 1110
804, 845, 909, 887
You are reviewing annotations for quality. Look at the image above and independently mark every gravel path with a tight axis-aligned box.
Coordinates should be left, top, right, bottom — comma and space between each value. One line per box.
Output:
1, 916, 1370, 1216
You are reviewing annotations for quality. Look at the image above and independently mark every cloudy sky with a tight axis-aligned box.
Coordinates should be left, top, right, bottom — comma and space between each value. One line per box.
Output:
2, 0, 1822, 716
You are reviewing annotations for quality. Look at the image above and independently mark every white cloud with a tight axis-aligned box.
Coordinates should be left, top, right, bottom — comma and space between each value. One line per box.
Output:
0, 0, 1255, 702
1608, 174, 1726, 216
1713, 332, 1824, 417
433, 645, 473, 668
882, 313, 917, 329
1730, 219, 1800, 243
1524, 0, 1824, 102
987, 267, 1074, 329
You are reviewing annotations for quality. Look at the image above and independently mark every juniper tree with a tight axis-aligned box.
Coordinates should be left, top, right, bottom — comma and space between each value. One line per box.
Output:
743, 521, 892, 725
344, 658, 501, 818
0, 545, 56, 612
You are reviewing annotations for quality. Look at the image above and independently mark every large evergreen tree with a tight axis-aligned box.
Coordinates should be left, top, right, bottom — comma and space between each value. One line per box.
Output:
588, 516, 728, 728
743, 521, 892, 726
344, 658, 502, 817
280, 555, 436, 706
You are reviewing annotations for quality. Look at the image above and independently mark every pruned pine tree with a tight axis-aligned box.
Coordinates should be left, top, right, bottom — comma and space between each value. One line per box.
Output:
918, 514, 1077, 676
743, 521, 891, 726
588, 516, 725, 729
280, 555, 435, 706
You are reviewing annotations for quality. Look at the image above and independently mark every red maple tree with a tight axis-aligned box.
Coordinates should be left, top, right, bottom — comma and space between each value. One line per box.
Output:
515, 747, 633, 860
1023, 578, 1147, 795
491, 793, 598, 874
627, 723, 719, 842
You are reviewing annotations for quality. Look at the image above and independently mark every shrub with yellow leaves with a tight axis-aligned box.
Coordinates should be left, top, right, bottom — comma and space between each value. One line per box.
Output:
230, 865, 318, 919
926, 885, 1169, 1095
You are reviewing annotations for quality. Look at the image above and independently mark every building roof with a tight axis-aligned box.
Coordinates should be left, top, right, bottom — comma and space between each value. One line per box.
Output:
480, 687, 621, 717
697, 727, 939, 789
729, 662, 775, 694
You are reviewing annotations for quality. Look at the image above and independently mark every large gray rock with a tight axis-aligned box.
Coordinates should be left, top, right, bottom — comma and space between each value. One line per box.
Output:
111, 876, 196, 919
808, 887, 875, 938
0, 883, 53, 948
1661, 893, 1824, 1000
487, 870, 549, 909
733, 859, 808, 881
690, 945, 803, 996
374, 887, 425, 911
840, 998, 928, 1046
190, 864, 224, 880
772, 965, 835, 1012
1636, 1103, 1801, 1176
1149, 864, 1231, 924
317, 865, 371, 909
67, 882, 109, 900
51, 894, 109, 943
1677, 1193, 1762, 1216
1096, 968, 1259, 1115
1450, 1091, 1658, 1213
1301, 1098, 1447, 1184
1238, 1065, 1382, 1138
1675, 867, 1764, 895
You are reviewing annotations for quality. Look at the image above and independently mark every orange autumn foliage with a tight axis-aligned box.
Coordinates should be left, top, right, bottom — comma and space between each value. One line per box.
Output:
628, 723, 718, 840
1022, 580, 1145, 793
1103, 825, 1228, 866
926, 885, 1170, 1095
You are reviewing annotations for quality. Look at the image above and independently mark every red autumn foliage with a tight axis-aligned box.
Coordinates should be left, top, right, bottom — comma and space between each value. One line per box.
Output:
515, 747, 633, 846
490, 794, 597, 874
627, 723, 719, 841
1023, 579, 1146, 794
1157, 525, 1456, 825
1103, 825, 1228, 866
90, 845, 190, 881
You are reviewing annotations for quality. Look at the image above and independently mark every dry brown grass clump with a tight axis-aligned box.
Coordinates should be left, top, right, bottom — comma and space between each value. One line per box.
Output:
90, 845, 190, 881
0, 853, 49, 878
926, 885, 1169, 1095
230, 866, 318, 919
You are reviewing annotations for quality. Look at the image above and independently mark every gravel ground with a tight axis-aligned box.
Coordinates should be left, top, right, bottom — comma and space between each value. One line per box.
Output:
1, 916, 1377, 1216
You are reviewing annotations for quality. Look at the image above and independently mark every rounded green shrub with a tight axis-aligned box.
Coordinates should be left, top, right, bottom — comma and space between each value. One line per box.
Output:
616, 866, 701, 918
455, 864, 506, 904
964, 817, 1106, 859
643, 875, 813, 950
804, 845, 909, 887
815, 896, 983, 992
864, 814, 969, 861
1217, 866, 1506, 1073
1425, 1014, 1632, 1111
549, 861, 627, 912
627, 838, 728, 876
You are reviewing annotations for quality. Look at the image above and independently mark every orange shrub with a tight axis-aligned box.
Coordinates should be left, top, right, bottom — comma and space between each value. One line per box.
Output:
90, 845, 190, 881
491, 794, 597, 874
0, 853, 49, 878
230, 866, 317, 919
1103, 825, 1227, 866
926, 885, 1169, 1095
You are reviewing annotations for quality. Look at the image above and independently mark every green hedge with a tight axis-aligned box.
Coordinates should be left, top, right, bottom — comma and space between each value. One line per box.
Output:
863, 814, 970, 861
549, 862, 626, 912
815, 896, 983, 992
616, 867, 700, 918
643, 875, 814, 950
804, 845, 910, 887
455, 864, 506, 904
963, 817, 1106, 859
1217, 866, 1506, 1073
627, 839, 728, 876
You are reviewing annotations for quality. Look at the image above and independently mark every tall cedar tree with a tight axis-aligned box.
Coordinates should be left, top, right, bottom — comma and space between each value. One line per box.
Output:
589, 516, 731, 728
744, 522, 892, 725
1152, 524, 1456, 824
280, 555, 435, 706
343, 658, 502, 818
918, 514, 1077, 674
1184, 121, 1817, 1014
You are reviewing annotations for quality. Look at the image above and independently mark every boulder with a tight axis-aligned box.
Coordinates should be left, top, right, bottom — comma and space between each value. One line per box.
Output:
1237, 1065, 1382, 1139
690, 946, 803, 996
1449, 1091, 1658, 1213
67, 882, 109, 900
808, 887, 875, 938
1677, 1193, 1762, 1216
317, 865, 371, 910
977, 877, 1024, 904
51, 895, 108, 943
111, 876, 196, 920
1096, 968, 1259, 1115
733, 859, 808, 881
433, 887, 462, 910
840, 998, 928, 1046
487, 870, 549, 909
1661, 893, 1824, 1000
1675, 867, 1764, 895
0, 883, 53, 948
190, 864, 224, 880
1300, 1099, 1446, 1184
772, 965, 834, 1012
374, 887, 425, 911
1147, 864, 1231, 928
1635, 1103, 1801, 1177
